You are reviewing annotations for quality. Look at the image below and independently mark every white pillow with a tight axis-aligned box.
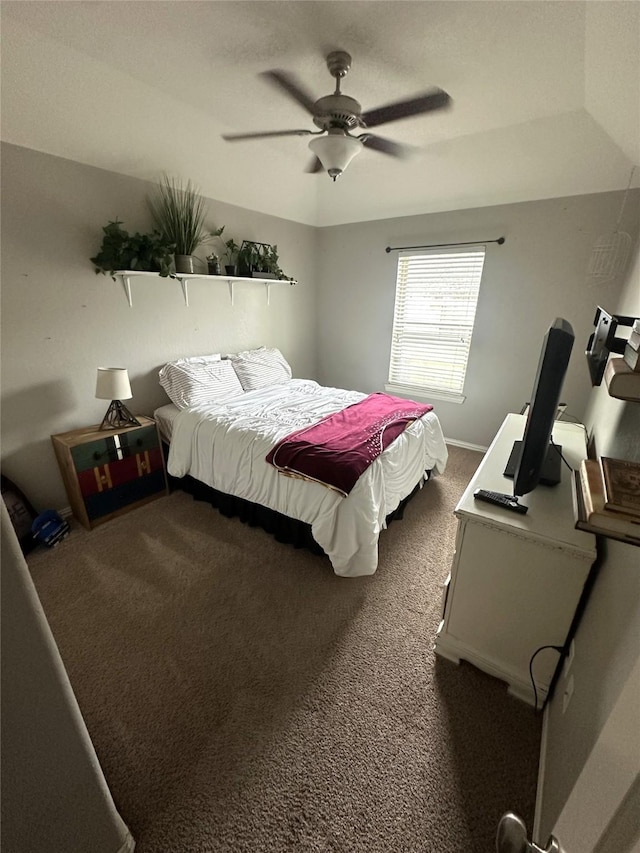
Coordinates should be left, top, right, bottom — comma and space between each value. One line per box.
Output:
159, 354, 243, 408
228, 346, 292, 391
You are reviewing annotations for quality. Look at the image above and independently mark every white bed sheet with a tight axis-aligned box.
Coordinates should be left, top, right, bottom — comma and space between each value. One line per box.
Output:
160, 379, 448, 577
154, 402, 180, 443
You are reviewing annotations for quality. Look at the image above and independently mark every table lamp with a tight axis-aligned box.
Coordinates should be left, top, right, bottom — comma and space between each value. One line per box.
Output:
95, 367, 141, 430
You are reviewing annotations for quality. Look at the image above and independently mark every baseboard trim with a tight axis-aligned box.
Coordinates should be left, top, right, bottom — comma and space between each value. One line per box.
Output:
445, 437, 488, 453
533, 704, 550, 844
59, 506, 73, 520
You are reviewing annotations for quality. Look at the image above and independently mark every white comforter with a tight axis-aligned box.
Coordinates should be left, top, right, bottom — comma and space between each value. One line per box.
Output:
166, 379, 448, 577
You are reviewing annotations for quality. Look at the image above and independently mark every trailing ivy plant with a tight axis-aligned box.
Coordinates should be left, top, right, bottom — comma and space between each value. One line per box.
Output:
91, 220, 175, 278
262, 244, 288, 279
237, 240, 294, 280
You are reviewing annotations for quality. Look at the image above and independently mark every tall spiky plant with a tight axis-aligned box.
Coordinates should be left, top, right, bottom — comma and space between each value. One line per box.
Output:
149, 176, 218, 256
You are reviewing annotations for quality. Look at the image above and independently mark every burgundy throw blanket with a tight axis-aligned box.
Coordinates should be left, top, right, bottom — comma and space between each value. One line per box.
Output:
266, 392, 433, 496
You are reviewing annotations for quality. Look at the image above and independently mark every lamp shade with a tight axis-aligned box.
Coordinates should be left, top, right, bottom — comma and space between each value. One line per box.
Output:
309, 133, 363, 181
95, 367, 133, 401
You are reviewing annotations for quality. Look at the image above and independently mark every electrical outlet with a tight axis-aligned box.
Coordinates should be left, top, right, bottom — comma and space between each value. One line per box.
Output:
563, 674, 575, 714
563, 640, 575, 679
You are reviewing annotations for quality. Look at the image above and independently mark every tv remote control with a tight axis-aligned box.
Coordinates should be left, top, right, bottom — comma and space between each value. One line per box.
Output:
473, 489, 528, 514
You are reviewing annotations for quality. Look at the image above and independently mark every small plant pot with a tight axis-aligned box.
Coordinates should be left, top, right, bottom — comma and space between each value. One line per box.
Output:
174, 254, 197, 274
225, 265, 237, 276
207, 261, 221, 275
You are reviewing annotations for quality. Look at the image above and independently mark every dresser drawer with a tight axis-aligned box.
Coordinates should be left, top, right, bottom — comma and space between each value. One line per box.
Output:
76, 446, 164, 498
71, 425, 159, 472
84, 468, 166, 520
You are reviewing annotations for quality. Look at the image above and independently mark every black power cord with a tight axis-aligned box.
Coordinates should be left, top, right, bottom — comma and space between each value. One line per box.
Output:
555, 409, 591, 446
550, 436, 573, 473
529, 644, 564, 713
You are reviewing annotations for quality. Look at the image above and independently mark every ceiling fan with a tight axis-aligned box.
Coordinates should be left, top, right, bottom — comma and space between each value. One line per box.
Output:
222, 51, 452, 181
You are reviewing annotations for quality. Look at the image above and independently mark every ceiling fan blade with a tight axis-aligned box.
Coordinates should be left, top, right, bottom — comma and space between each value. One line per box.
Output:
260, 69, 317, 115
361, 88, 451, 128
359, 134, 407, 158
222, 129, 315, 141
305, 156, 323, 174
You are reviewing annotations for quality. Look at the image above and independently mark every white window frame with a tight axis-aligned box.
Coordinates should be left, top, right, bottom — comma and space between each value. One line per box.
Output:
385, 246, 486, 404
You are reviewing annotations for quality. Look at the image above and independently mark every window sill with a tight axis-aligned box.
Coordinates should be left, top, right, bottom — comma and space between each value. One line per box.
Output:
384, 383, 466, 405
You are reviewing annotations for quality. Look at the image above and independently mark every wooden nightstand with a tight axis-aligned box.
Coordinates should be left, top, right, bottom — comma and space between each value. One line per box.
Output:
51, 416, 168, 530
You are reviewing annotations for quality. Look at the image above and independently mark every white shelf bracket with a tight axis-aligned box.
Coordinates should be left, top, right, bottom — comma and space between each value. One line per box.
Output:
179, 278, 189, 307
228, 280, 235, 306
266, 283, 271, 305
122, 275, 133, 307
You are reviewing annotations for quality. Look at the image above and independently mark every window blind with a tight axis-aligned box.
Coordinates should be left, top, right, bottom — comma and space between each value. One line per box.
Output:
388, 247, 486, 398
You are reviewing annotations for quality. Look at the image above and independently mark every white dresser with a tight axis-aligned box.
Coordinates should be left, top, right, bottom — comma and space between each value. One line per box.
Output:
435, 413, 597, 705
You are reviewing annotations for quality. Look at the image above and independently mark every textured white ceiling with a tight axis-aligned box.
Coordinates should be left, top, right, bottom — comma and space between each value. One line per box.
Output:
2, 1, 638, 226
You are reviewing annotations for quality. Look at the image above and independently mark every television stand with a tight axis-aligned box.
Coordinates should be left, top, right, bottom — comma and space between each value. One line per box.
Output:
434, 413, 596, 705
503, 439, 562, 486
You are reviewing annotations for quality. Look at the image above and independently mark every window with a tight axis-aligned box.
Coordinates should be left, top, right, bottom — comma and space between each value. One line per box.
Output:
385, 247, 486, 403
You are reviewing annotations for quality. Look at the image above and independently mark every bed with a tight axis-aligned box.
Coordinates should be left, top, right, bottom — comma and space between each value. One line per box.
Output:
154, 350, 448, 578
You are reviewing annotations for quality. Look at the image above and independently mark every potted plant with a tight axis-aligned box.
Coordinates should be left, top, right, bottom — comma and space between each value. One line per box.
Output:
236, 240, 294, 280
90, 219, 175, 278
149, 175, 223, 274
206, 252, 221, 275
222, 238, 240, 276
260, 244, 284, 279
237, 240, 261, 277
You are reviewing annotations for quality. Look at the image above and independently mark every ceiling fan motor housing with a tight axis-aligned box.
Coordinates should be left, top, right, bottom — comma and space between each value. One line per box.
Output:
326, 50, 352, 78
312, 95, 362, 130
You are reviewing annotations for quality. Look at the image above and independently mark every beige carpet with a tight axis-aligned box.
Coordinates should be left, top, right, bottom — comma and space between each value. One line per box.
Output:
28, 446, 541, 853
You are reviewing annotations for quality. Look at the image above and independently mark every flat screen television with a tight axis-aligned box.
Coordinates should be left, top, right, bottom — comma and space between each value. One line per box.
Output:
504, 318, 575, 497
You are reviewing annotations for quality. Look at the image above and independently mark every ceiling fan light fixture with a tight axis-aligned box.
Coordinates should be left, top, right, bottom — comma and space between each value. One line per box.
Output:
224, 53, 451, 177
308, 133, 363, 181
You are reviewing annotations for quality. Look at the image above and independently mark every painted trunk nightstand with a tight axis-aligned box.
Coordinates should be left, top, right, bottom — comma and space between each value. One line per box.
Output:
51, 416, 168, 530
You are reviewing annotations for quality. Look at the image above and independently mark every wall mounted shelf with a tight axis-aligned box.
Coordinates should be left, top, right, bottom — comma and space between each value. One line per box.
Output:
604, 357, 640, 402
112, 271, 296, 307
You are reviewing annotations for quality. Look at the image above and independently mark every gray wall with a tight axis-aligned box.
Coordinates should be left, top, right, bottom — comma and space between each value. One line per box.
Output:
537, 240, 640, 845
3, 139, 639, 506
1, 504, 134, 853
2, 144, 640, 508
315, 191, 640, 448
1, 142, 318, 510
3, 139, 640, 849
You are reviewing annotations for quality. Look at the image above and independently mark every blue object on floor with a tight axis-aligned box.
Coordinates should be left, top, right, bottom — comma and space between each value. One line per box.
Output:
31, 510, 70, 548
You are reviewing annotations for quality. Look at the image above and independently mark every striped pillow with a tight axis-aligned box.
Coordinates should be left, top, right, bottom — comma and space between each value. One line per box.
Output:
228, 347, 292, 391
159, 354, 243, 409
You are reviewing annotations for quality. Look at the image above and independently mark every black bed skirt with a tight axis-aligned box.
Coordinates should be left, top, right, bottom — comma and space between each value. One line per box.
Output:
166, 464, 427, 559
